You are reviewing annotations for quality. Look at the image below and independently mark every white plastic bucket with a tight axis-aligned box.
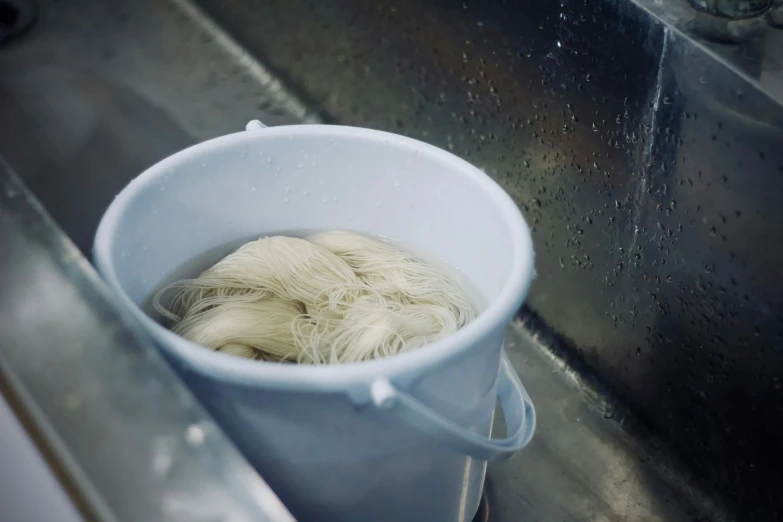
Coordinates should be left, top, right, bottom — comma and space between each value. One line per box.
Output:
94, 121, 536, 522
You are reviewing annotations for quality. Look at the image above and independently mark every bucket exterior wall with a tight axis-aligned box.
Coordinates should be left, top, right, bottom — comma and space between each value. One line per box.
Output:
164, 337, 499, 522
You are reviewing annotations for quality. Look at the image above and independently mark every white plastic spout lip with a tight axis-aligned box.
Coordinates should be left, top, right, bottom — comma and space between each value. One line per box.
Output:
370, 379, 398, 409
245, 120, 267, 131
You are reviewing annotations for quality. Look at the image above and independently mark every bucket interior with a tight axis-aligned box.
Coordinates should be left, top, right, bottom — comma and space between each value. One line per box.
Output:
100, 126, 526, 316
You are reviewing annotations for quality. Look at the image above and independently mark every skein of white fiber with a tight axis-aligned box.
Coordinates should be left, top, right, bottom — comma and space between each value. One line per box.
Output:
308, 231, 477, 326
173, 298, 305, 362
154, 231, 478, 364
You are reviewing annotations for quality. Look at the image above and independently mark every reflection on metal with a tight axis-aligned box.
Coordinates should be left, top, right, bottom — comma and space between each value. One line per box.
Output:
637, 0, 783, 70
689, 0, 772, 19
0, 157, 295, 521
487, 322, 730, 522
191, 0, 783, 519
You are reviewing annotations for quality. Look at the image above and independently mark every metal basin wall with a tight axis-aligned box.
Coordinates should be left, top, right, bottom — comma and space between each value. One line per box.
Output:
193, 0, 783, 518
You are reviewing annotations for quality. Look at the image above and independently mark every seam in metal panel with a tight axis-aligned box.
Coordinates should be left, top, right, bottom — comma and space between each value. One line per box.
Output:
169, 0, 323, 125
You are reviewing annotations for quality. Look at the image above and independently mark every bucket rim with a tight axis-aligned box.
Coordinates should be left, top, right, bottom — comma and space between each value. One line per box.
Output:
94, 124, 534, 391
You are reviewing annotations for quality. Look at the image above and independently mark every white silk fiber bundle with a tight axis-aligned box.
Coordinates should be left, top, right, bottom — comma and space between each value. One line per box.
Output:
154, 231, 478, 364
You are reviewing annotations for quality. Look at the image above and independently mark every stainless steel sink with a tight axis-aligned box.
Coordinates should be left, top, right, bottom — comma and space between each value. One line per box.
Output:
0, 0, 742, 521
0, 0, 316, 253
0, 66, 193, 252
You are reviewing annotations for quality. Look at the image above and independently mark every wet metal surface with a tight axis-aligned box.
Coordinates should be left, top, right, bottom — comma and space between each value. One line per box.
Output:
478, 322, 727, 522
191, 1, 783, 518
0, 157, 295, 522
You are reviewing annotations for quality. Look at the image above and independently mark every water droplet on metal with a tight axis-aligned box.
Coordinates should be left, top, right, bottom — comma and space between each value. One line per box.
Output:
186, 425, 205, 446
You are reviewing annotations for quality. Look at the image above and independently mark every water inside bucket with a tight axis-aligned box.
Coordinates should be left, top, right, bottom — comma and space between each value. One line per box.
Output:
141, 229, 487, 329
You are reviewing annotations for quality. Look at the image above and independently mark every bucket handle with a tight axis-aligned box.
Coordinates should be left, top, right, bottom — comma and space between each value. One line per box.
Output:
369, 351, 535, 461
